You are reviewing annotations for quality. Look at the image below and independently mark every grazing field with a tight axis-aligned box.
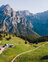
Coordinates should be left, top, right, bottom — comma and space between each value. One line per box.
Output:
15, 42, 48, 62
0, 34, 48, 62
0, 35, 35, 62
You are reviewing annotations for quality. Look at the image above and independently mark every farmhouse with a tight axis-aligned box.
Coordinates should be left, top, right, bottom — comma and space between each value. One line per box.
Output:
9, 44, 14, 48
3, 44, 8, 48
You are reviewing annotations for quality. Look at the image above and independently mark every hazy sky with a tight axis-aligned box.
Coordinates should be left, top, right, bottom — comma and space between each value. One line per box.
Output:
0, 0, 48, 13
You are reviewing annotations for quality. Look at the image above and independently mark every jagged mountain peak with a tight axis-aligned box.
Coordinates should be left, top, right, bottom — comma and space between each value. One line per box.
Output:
0, 4, 10, 8
0, 4, 39, 36
20, 10, 34, 17
1, 4, 48, 36
5, 4, 10, 7
0, 4, 13, 11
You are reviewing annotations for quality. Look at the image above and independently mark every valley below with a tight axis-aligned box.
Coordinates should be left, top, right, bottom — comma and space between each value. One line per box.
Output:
0, 4, 48, 62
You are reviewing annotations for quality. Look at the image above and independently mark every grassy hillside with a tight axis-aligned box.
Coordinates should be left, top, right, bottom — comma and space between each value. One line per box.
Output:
0, 34, 36, 62
18, 35, 48, 43
0, 33, 48, 62
15, 43, 48, 62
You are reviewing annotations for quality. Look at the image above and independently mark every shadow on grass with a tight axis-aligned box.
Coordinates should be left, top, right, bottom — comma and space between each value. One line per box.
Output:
41, 55, 48, 60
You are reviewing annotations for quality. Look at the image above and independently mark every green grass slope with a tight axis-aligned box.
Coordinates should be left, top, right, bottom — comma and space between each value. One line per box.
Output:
0, 34, 47, 62
0, 35, 35, 62
15, 42, 48, 62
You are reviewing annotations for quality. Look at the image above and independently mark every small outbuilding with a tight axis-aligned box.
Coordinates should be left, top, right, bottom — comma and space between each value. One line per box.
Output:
9, 44, 14, 48
3, 44, 8, 47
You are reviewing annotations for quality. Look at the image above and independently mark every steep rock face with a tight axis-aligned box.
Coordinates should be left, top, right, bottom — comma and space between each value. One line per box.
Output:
1, 4, 48, 36
0, 4, 39, 37
33, 11, 48, 36
20, 10, 48, 36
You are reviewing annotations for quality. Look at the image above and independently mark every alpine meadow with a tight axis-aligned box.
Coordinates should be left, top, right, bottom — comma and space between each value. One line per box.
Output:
0, 0, 48, 62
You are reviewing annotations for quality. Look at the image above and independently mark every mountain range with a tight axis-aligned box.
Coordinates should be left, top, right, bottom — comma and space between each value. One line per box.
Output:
0, 4, 48, 36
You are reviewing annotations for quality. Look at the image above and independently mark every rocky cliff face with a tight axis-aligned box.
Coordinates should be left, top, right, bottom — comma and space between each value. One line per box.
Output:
20, 10, 48, 36
0, 4, 48, 36
0, 4, 39, 37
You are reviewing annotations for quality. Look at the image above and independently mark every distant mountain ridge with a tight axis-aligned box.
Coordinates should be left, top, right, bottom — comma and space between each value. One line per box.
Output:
0, 4, 39, 37
0, 4, 48, 36
20, 10, 48, 36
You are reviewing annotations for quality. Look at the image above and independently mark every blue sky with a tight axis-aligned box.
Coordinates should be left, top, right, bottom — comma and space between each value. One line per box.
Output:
0, 0, 48, 13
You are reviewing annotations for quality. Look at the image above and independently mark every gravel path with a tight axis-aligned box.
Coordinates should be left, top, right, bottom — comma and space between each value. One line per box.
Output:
11, 42, 48, 62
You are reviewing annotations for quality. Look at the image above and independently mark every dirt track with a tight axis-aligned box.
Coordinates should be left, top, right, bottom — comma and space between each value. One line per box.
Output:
11, 42, 48, 62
